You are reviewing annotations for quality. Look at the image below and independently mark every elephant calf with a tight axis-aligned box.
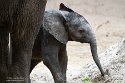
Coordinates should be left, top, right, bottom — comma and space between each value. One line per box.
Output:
31, 3, 104, 83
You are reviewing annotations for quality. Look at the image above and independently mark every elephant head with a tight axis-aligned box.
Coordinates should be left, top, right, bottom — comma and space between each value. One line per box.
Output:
43, 3, 104, 76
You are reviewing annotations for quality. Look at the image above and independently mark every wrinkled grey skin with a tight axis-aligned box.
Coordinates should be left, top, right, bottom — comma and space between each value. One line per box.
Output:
31, 3, 104, 83
0, 0, 47, 83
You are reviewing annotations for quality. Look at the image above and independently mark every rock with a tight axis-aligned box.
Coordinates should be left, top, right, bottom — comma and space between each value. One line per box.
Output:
81, 39, 125, 83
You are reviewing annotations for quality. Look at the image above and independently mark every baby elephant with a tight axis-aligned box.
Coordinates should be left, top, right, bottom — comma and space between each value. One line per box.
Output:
31, 3, 104, 83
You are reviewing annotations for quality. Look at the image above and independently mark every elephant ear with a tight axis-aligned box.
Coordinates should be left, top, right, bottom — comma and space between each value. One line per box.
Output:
59, 3, 74, 12
43, 11, 68, 44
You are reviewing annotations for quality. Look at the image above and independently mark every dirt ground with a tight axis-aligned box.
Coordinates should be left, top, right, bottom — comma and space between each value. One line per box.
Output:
30, 0, 125, 83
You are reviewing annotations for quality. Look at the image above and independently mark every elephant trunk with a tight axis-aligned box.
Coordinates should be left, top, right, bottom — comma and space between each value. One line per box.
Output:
90, 37, 104, 76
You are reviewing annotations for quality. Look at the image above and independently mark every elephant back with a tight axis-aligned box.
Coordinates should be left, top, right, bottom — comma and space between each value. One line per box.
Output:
43, 10, 68, 44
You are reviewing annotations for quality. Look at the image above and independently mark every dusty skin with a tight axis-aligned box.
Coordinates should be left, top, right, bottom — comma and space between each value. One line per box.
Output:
30, 0, 125, 83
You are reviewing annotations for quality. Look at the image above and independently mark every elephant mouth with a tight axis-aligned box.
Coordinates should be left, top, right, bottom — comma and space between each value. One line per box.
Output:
70, 35, 90, 43
80, 38, 90, 43
80, 41, 89, 43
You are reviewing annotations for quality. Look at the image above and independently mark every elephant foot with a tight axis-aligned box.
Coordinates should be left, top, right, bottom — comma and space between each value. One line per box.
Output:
54, 73, 66, 83
55, 81, 66, 83
6, 66, 31, 83
6, 77, 31, 83
55, 79, 66, 83
0, 64, 8, 83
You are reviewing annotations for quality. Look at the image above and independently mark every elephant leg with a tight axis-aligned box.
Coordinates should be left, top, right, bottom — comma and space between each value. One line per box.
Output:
30, 59, 41, 73
42, 31, 65, 83
9, 39, 32, 83
10, 22, 43, 83
8, 0, 47, 82
59, 44, 67, 82
30, 28, 43, 73
43, 45, 65, 83
0, 22, 9, 83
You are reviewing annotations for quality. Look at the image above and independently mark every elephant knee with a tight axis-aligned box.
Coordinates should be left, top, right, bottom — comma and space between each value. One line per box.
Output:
43, 55, 50, 66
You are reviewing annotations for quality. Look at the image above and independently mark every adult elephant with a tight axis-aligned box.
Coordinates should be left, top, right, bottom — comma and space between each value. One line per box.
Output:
0, 0, 47, 83
31, 3, 104, 83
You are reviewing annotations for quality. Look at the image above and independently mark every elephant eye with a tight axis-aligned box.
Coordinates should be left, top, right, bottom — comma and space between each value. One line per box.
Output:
78, 30, 84, 33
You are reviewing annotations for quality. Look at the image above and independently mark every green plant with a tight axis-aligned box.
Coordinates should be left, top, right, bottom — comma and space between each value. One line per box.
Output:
82, 75, 92, 83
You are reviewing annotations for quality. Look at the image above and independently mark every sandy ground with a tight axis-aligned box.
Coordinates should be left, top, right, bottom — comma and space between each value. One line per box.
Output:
30, 0, 125, 83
